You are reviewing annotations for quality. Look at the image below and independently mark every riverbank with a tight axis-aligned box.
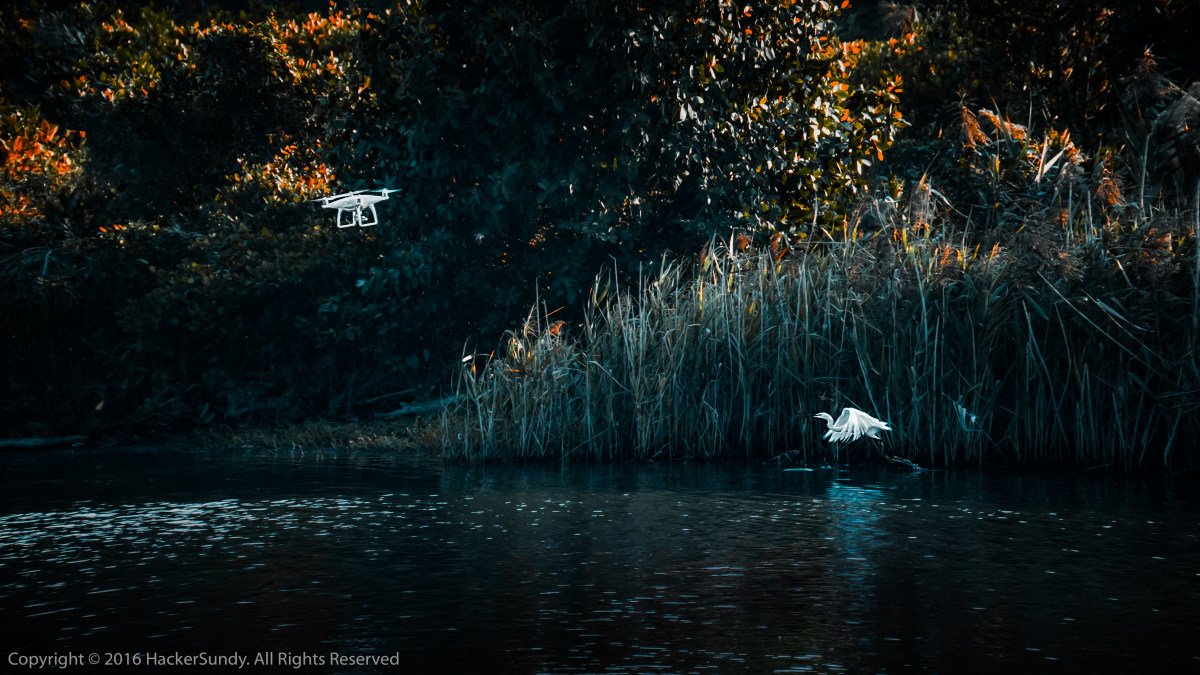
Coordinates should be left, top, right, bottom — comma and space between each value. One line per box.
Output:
3, 2, 1197, 469
191, 417, 444, 454
443, 221, 1200, 470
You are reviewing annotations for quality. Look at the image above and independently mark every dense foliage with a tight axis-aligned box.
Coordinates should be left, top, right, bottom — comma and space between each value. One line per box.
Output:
2, 1, 1198, 467
2, 0, 908, 432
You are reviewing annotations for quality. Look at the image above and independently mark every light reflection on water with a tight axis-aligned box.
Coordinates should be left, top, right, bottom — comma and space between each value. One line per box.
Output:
1, 446, 1198, 672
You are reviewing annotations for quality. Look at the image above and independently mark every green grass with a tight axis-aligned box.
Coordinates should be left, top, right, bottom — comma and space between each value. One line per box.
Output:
442, 194, 1200, 469
199, 417, 444, 453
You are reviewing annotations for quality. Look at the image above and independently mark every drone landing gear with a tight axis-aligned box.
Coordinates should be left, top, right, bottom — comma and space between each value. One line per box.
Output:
336, 204, 379, 228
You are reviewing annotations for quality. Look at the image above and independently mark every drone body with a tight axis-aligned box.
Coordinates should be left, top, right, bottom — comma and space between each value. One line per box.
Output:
313, 188, 398, 228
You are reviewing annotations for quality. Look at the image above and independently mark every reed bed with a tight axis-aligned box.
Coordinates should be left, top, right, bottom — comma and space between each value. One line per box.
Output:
442, 196, 1200, 468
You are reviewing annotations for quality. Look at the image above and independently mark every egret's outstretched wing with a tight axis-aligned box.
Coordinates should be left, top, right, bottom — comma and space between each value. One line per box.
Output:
827, 407, 890, 442
849, 407, 890, 439
834, 408, 853, 428
821, 407, 854, 442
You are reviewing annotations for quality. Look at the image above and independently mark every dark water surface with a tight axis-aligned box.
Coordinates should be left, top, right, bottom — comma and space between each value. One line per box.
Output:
1, 445, 1198, 673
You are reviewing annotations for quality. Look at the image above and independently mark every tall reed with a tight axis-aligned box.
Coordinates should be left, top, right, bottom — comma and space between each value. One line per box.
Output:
442, 203, 1200, 469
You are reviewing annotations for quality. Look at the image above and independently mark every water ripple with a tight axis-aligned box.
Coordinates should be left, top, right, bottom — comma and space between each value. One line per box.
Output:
0, 448, 1198, 672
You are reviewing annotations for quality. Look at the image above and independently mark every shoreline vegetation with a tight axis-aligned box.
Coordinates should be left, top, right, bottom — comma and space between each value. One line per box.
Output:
443, 190, 1200, 468
3, 1, 1199, 470
194, 417, 444, 454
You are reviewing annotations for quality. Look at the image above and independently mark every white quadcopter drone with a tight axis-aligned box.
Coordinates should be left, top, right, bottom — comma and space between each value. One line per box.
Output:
312, 188, 398, 228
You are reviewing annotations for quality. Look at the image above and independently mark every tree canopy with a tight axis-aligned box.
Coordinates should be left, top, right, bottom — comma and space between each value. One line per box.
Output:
2, 0, 1196, 437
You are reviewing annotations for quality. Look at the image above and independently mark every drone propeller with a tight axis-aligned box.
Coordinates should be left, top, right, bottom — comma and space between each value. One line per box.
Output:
309, 189, 370, 202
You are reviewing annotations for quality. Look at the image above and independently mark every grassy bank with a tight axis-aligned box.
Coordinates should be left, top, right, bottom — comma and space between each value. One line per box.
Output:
195, 417, 443, 453
442, 191, 1200, 469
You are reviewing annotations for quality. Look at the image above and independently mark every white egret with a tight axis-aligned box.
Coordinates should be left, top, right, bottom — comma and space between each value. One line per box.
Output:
813, 407, 891, 443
